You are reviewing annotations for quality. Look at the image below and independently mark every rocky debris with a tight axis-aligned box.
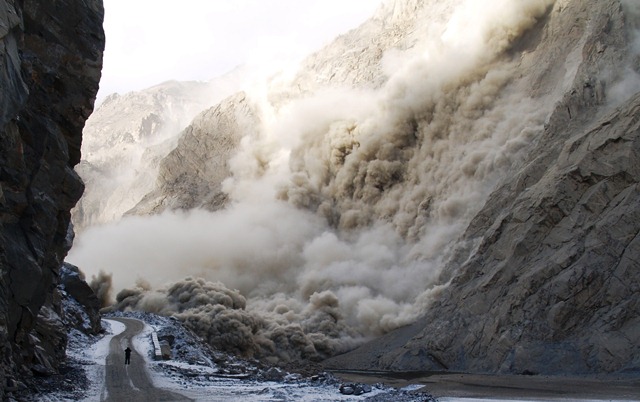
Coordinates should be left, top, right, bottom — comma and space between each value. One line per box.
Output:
340, 381, 372, 395
13, 266, 104, 400
262, 367, 286, 381
12, 356, 91, 402
103, 312, 435, 401
59, 263, 101, 334
108, 311, 227, 368
19, 323, 103, 401
324, 0, 640, 376
0, 0, 104, 399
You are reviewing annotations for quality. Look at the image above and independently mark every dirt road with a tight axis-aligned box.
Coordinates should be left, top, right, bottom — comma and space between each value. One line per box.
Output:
102, 317, 192, 402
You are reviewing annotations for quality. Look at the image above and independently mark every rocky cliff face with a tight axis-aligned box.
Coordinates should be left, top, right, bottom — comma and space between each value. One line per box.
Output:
0, 0, 104, 396
74, 0, 639, 376
325, 0, 640, 375
73, 68, 257, 231
130, 92, 260, 215
325, 91, 640, 375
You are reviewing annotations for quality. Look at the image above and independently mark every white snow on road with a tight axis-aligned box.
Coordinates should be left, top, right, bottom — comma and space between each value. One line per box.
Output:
66, 319, 401, 401
58, 317, 637, 402
70, 319, 123, 402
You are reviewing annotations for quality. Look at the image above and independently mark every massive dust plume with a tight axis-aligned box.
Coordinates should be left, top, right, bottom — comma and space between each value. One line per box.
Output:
69, 0, 596, 362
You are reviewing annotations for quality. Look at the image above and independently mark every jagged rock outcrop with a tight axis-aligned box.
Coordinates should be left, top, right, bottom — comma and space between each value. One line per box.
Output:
0, 0, 104, 397
60, 263, 101, 334
73, 69, 252, 231
324, 0, 640, 375
130, 92, 260, 214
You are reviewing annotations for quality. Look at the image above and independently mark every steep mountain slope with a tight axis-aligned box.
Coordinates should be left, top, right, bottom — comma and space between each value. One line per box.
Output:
72, 0, 640, 375
0, 0, 104, 397
72, 69, 250, 231
130, 92, 260, 214
326, 92, 640, 375
324, 0, 640, 374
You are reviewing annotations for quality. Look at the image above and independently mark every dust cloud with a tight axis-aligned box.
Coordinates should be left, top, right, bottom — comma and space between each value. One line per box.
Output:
89, 270, 113, 308
70, 0, 561, 362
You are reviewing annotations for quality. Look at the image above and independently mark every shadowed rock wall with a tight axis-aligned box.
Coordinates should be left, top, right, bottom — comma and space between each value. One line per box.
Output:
0, 0, 104, 396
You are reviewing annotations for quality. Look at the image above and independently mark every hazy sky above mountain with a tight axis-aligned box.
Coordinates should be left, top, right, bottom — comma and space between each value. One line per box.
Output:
98, 0, 382, 102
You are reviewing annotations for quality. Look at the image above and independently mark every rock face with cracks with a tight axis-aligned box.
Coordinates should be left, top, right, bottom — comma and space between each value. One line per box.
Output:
130, 92, 260, 215
325, 0, 640, 375
0, 0, 104, 397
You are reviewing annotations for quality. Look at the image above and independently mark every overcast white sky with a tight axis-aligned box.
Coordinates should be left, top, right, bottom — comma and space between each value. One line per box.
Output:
98, 0, 382, 101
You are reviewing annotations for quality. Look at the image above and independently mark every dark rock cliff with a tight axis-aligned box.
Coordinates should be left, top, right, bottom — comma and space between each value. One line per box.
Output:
0, 0, 104, 397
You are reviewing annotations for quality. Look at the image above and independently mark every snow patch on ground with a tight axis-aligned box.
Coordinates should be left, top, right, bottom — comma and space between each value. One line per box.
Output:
47, 314, 629, 402
133, 320, 410, 401
57, 313, 436, 401
69, 319, 123, 402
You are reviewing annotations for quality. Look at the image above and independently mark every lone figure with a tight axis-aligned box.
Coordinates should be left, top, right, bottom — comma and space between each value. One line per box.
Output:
124, 347, 131, 365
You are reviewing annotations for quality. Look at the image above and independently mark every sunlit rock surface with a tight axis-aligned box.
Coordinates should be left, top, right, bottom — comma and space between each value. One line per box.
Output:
130, 92, 260, 214
73, 70, 249, 231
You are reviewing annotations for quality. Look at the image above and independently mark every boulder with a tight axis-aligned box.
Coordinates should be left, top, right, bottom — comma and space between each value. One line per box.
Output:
59, 263, 102, 334
263, 367, 286, 381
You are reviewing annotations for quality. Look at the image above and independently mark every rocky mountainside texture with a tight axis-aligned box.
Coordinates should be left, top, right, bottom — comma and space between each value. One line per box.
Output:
74, 0, 640, 377
72, 80, 218, 231
325, 0, 640, 375
73, 68, 255, 231
0, 0, 104, 398
130, 92, 261, 215
325, 91, 640, 375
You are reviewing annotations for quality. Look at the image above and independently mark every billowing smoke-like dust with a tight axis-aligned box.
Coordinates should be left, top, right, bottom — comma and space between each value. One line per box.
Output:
107, 277, 358, 362
69, 0, 562, 362
606, 0, 640, 106
89, 270, 113, 308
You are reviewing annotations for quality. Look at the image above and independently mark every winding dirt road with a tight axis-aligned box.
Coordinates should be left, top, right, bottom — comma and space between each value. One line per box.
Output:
102, 317, 192, 402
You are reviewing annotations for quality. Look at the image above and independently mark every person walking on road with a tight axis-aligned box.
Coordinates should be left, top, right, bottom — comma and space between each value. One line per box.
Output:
124, 347, 131, 365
